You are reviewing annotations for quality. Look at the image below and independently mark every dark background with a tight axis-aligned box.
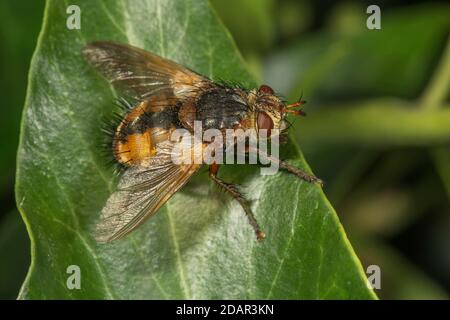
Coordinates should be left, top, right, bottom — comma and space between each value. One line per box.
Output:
1, 0, 449, 299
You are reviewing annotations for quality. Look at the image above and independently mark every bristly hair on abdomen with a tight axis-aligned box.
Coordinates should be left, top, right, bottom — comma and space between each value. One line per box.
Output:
99, 96, 136, 176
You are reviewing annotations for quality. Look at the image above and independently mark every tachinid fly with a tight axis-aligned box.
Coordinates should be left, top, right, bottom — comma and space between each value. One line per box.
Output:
82, 41, 322, 243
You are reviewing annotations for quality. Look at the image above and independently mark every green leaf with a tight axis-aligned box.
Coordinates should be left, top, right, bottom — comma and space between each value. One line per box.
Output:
16, 0, 375, 299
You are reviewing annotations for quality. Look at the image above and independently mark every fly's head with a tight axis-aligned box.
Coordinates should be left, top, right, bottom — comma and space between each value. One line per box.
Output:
250, 84, 306, 139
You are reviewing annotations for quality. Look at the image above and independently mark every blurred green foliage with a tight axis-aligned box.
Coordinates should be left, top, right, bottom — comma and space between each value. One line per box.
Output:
0, 1, 44, 188
211, 0, 450, 299
0, 210, 30, 298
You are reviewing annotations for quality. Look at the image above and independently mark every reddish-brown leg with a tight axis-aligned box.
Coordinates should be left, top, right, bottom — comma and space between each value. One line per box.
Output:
208, 163, 265, 241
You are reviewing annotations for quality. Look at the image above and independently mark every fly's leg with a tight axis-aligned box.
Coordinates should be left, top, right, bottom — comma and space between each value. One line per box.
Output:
278, 161, 323, 185
209, 163, 265, 241
254, 148, 324, 186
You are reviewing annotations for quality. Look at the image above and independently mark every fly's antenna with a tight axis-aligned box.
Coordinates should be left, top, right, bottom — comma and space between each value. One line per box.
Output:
283, 90, 307, 116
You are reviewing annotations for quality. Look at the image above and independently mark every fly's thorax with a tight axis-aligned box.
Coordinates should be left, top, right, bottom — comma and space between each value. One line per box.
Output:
193, 87, 250, 131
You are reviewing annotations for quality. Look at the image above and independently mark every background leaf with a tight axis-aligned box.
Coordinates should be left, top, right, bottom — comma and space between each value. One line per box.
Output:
16, 0, 375, 299
0, 1, 43, 188
0, 210, 30, 298
0, 0, 44, 299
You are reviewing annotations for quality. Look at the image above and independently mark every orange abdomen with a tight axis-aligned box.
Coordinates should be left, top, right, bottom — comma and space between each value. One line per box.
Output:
113, 100, 175, 165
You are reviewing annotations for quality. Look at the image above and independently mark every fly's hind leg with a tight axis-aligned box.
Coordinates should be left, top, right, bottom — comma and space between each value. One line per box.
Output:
209, 163, 265, 241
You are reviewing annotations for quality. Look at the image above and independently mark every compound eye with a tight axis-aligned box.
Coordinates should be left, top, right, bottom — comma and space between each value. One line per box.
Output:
257, 112, 274, 135
258, 84, 274, 95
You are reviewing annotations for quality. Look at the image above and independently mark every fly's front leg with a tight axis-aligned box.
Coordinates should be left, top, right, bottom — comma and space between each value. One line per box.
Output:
209, 163, 265, 241
254, 148, 324, 186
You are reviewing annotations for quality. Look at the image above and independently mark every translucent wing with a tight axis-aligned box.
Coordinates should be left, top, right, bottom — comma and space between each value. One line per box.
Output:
82, 41, 211, 101
96, 141, 202, 242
